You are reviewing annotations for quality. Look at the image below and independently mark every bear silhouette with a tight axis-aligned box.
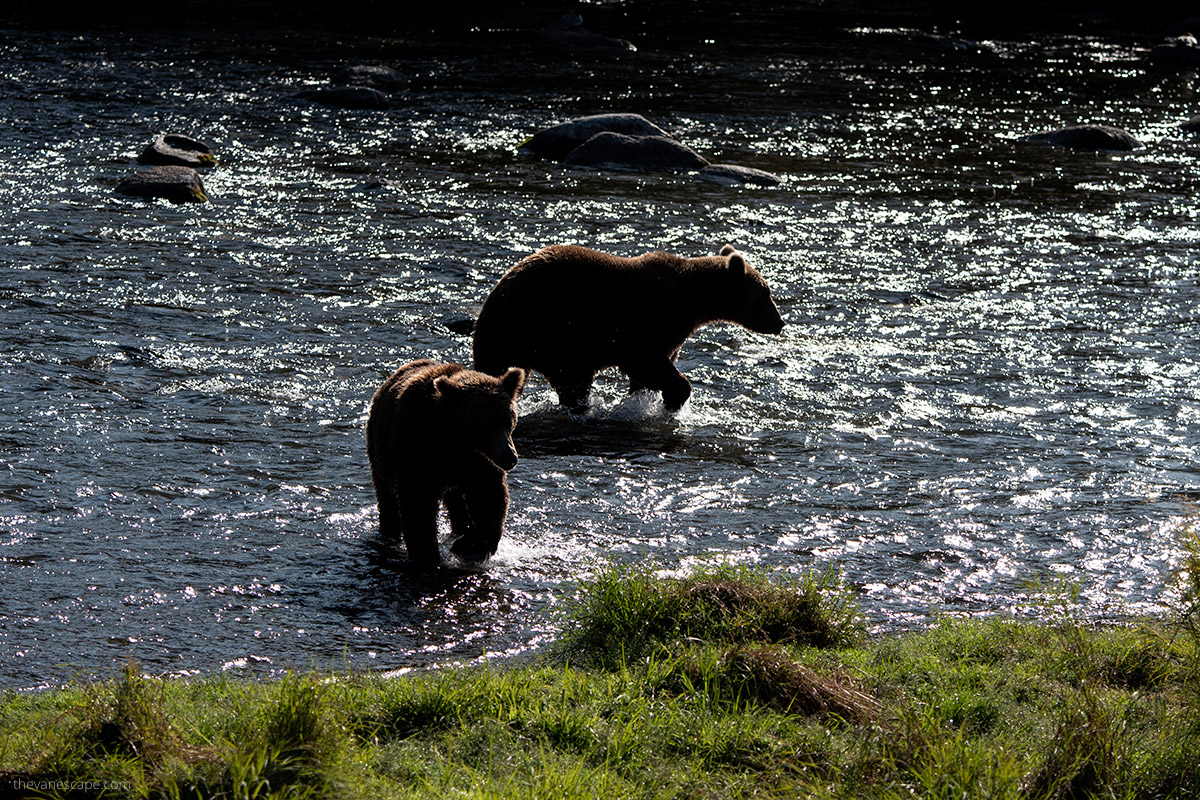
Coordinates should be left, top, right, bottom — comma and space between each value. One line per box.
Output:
472, 244, 784, 412
366, 359, 526, 565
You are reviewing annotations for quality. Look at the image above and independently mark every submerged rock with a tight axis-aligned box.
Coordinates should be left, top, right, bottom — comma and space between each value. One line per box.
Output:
1022, 124, 1142, 151
1183, 115, 1200, 133
521, 113, 781, 182
908, 32, 1001, 58
334, 64, 408, 92
1146, 34, 1200, 70
540, 12, 635, 54
442, 314, 477, 336
353, 178, 403, 192
116, 166, 208, 204
137, 133, 216, 168
295, 86, 390, 110
562, 132, 709, 172
521, 113, 673, 160
698, 163, 782, 187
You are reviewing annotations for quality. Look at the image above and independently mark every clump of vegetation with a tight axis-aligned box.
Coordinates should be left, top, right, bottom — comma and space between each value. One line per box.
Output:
2, 556, 1200, 799
558, 562, 865, 668
656, 642, 881, 721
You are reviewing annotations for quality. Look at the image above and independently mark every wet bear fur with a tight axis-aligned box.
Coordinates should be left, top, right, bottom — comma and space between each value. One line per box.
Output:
366, 359, 526, 566
472, 244, 784, 411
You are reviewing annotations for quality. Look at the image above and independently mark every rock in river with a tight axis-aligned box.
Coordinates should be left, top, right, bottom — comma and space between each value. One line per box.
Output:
334, 64, 408, 92
137, 133, 216, 168
1022, 124, 1142, 151
520, 113, 673, 160
1146, 34, 1200, 71
540, 12, 635, 54
698, 163, 782, 187
294, 86, 390, 110
116, 166, 208, 204
562, 132, 708, 171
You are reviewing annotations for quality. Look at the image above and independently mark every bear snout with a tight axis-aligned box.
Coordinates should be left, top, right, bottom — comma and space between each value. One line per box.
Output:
495, 450, 518, 471
752, 306, 785, 335
488, 439, 519, 471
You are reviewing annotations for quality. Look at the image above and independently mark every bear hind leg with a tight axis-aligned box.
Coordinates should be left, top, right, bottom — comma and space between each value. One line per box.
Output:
398, 495, 442, 566
371, 465, 405, 540
545, 369, 595, 413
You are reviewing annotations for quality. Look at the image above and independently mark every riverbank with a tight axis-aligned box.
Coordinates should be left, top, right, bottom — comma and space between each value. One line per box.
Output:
3, 560, 1199, 799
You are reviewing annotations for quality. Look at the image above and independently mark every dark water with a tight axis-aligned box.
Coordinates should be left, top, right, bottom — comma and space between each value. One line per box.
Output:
2, 5, 1199, 690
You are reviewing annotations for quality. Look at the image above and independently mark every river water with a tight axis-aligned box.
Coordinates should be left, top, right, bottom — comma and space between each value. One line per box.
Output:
2, 5, 1198, 690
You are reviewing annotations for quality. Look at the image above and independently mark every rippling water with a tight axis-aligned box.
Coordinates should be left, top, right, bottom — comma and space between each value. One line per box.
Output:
2, 7, 1199, 689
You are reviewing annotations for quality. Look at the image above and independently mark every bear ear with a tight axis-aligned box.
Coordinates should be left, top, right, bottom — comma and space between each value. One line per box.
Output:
433, 374, 460, 398
727, 253, 747, 274
718, 244, 737, 256
500, 367, 527, 398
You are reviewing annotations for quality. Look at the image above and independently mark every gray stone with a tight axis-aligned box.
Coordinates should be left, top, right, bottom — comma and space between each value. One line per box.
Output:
1147, 35, 1200, 70
540, 12, 635, 54
335, 64, 408, 92
1022, 125, 1142, 151
137, 133, 216, 168
116, 166, 208, 204
698, 163, 782, 187
562, 132, 708, 172
521, 113, 672, 160
295, 86, 390, 110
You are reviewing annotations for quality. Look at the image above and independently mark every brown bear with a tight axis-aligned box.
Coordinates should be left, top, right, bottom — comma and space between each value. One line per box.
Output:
472, 244, 784, 412
366, 359, 526, 566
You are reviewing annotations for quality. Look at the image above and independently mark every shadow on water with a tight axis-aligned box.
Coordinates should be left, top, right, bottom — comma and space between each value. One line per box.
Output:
516, 409, 693, 460
328, 536, 519, 630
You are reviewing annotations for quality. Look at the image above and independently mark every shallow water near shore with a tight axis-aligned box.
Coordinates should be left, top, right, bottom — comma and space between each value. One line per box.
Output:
2, 5, 1199, 690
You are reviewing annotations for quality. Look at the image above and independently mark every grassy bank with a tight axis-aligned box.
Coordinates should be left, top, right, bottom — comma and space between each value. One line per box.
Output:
3, 562, 1200, 799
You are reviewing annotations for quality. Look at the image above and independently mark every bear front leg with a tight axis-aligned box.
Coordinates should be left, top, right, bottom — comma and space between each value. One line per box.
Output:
443, 487, 476, 543
448, 467, 510, 564
622, 360, 692, 411
398, 495, 443, 566
623, 370, 647, 394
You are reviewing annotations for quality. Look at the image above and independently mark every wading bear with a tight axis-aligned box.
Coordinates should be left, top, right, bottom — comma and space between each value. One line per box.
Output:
366, 359, 527, 566
472, 244, 784, 412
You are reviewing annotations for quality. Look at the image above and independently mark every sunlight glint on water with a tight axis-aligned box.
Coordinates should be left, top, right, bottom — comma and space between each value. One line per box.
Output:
0, 18, 1197, 689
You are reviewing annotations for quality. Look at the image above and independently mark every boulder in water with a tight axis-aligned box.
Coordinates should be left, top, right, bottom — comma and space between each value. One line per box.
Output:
295, 86, 390, 110
540, 12, 635, 54
520, 113, 673, 160
334, 64, 408, 92
137, 133, 216, 168
1146, 34, 1200, 70
562, 132, 709, 171
698, 163, 782, 187
116, 165, 208, 204
1022, 124, 1142, 151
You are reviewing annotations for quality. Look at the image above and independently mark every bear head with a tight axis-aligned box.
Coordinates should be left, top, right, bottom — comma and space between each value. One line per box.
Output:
433, 367, 527, 470
718, 245, 785, 335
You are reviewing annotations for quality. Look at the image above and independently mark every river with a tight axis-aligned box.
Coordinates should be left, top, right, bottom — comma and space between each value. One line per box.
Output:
1, 3, 1198, 690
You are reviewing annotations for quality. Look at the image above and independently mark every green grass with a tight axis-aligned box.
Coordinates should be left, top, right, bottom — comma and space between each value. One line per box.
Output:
3, 562, 1200, 799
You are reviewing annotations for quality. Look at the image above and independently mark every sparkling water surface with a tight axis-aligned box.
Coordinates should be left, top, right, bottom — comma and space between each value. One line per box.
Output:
1, 9, 1198, 689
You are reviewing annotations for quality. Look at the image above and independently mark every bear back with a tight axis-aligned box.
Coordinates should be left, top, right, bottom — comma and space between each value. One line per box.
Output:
473, 244, 784, 376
